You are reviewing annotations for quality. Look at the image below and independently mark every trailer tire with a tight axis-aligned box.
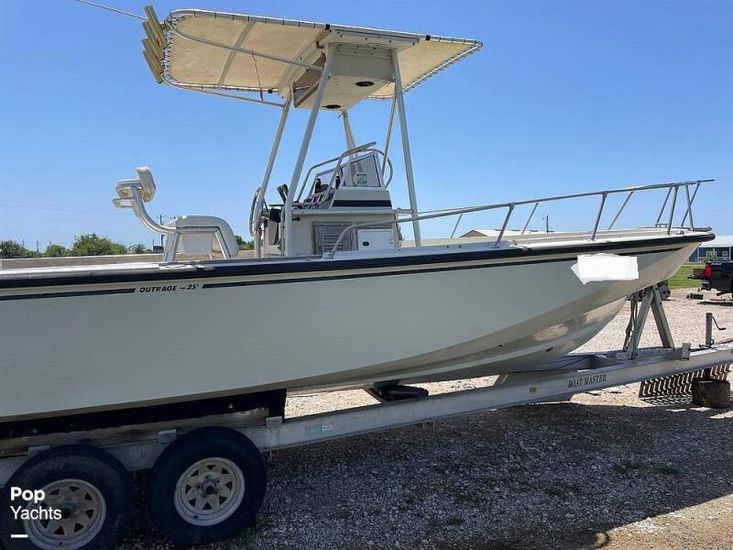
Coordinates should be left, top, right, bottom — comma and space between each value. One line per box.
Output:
148, 427, 265, 545
0, 445, 133, 550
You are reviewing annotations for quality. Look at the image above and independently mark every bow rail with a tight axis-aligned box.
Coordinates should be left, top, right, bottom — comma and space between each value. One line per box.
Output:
325, 178, 714, 258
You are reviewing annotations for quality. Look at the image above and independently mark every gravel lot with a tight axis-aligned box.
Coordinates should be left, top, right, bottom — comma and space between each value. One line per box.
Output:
122, 290, 733, 549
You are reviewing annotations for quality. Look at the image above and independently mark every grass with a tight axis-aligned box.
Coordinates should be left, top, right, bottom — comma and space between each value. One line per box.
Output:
668, 262, 704, 289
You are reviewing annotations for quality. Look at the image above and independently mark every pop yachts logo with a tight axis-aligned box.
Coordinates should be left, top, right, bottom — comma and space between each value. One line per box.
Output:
9, 487, 62, 522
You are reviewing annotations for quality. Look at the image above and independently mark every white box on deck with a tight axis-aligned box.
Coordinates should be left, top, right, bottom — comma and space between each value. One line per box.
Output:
357, 229, 395, 250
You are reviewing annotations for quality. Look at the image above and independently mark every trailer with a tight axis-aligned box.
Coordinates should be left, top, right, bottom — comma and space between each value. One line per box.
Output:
0, 287, 730, 549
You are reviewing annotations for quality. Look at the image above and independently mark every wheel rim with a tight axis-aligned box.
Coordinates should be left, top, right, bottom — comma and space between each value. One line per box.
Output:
174, 457, 246, 526
24, 478, 106, 550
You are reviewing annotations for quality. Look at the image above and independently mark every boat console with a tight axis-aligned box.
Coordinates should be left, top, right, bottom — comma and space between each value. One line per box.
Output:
252, 143, 399, 257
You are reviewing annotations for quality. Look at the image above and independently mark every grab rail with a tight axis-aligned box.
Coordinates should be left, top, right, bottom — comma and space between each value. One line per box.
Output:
296, 142, 395, 201
295, 142, 374, 201
325, 178, 714, 258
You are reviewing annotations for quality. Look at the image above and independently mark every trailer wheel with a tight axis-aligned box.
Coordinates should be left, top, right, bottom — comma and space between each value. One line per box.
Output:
148, 427, 265, 545
0, 445, 132, 550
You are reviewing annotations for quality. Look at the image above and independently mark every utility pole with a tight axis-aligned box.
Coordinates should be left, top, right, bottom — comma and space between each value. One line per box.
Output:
159, 215, 165, 248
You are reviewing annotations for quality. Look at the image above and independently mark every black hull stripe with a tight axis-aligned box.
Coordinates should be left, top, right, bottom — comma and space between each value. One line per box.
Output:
0, 234, 710, 291
203, 244, 684, 289
0, 233, 715, 290
0, 234, 710, 292
0, 244, 687, 301
0, 288, 135, 301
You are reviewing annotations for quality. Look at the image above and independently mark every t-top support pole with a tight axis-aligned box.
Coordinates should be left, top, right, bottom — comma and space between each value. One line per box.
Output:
391, 50, 422, 246
283, 48, 335, 256
341, 110, 357, 150
382, 95, 396, 182
260, 95, 292, 195
254, 94, 292, 257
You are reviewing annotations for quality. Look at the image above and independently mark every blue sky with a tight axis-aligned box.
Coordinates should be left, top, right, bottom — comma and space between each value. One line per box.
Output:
1, 0, 731, 249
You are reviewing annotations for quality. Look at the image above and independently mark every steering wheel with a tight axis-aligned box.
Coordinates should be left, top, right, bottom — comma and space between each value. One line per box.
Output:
249, 187, 266, 237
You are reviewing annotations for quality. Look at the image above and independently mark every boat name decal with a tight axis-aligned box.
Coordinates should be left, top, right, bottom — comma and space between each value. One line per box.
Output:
137, 283, 201, 293
567, 373, 607, 388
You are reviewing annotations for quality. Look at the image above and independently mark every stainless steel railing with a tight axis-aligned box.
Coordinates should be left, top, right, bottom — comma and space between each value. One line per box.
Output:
295, 142, 394, 201
325, 178, 714, 258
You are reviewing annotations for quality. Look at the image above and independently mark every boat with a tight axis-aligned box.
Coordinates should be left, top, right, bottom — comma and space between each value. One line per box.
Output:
0, 6, 714, 433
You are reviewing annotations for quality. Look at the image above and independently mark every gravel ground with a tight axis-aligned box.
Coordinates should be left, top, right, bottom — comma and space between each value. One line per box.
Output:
121, 290, 733, 549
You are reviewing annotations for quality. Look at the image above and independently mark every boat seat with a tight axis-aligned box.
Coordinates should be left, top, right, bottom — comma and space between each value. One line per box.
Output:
168, 215, 239, 258
113, 167, 238, 262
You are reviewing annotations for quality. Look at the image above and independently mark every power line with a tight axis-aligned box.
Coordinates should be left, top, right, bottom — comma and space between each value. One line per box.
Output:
74, 0, 145, 21
0, 203, 104, 215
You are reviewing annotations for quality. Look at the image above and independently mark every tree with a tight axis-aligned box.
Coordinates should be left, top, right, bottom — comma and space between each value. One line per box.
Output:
0, 240, 34, 258
235, 235, 254, 250
70, 234, 127, 256
44, 244, 68, 257
128, 243, 150, 254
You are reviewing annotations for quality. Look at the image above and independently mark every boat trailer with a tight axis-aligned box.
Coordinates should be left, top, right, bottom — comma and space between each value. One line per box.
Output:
0, 287, 730, 548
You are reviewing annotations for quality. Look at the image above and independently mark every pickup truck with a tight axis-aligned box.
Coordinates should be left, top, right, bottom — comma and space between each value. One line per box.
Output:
695, 261, 733, 295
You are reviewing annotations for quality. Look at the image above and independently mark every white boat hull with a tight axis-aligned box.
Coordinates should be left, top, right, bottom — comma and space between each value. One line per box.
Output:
0, 231, 707, 422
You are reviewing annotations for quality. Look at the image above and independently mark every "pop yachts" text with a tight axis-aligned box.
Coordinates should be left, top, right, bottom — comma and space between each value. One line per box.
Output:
9, 487, 62, 521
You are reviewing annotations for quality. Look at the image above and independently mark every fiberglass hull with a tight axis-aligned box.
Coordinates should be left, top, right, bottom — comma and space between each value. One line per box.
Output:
0, 231, 709, 423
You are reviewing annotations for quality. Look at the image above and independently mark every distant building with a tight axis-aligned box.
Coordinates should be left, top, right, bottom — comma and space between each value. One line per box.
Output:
688, 235, 733, 262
